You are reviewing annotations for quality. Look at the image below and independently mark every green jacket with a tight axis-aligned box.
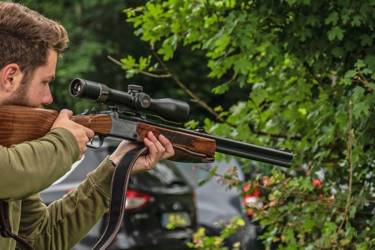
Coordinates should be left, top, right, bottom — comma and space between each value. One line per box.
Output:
0, 128, 114, 249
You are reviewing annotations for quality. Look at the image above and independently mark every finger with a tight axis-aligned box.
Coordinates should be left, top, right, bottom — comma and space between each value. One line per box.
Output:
80, 143, 87, 155
147, 132, 165, 155
141, 138, 158, 169
84, 127, 95, 139
109, 140, 137, 166
159, 134, 175, 158
147, 131, 157, 142
143, 138, 158, 164
83, 135, 90, 144
59, 109, 73, 119
144, 137, 157, 157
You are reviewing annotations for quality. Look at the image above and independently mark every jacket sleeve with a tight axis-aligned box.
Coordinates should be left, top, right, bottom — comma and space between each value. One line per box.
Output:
18, 157, 115, 250
0, 128, 80, 200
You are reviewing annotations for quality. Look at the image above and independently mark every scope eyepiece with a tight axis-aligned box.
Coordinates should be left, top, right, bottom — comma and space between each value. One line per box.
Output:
69, 78, 190, 122
70, 78, 112, 102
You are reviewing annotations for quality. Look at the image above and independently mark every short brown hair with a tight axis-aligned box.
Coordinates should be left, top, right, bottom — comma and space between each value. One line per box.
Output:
0, 2, 69, 83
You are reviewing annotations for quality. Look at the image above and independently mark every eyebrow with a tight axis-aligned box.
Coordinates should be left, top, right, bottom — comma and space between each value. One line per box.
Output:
45, 75, 55, 81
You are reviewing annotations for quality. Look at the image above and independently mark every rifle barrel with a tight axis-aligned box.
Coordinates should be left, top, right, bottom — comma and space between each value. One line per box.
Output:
213, 136, 293, 167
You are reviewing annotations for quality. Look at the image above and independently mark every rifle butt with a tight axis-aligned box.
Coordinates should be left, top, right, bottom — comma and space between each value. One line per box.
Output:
0, 105, 58, 147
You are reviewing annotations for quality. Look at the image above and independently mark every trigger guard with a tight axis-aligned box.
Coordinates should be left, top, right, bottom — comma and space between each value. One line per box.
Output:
87, 135, 104, 149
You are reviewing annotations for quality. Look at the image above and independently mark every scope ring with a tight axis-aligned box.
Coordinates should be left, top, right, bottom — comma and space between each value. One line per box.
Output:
97, 84, 110, 102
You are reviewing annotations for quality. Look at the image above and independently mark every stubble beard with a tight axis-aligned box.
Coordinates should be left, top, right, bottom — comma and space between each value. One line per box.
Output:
2, 82, 31, 107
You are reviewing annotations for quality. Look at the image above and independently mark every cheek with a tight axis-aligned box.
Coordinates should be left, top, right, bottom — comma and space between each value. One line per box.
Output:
24, 86, 44, 104
37, 85, 49, 97
22, 83, 53, 106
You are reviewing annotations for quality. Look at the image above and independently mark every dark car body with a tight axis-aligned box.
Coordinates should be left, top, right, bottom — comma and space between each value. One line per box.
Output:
40, 142, 197, 250
176, 161, 263, 250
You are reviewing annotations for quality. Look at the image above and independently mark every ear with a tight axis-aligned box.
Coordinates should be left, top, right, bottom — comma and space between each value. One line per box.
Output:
0, 64, 23, 92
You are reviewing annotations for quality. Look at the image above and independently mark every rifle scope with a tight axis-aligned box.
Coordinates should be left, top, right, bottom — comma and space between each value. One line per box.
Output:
69, 78, 190, 122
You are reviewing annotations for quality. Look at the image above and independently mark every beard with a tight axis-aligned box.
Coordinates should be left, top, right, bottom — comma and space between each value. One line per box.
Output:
2, 83, 32, 107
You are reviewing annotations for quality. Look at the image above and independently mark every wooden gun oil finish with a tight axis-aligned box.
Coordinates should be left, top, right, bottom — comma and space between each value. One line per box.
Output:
0, 105, 216, 163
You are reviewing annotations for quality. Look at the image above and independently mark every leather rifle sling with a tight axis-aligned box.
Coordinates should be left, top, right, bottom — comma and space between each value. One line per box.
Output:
0, 201, 34, 250
93, 146, 147, 250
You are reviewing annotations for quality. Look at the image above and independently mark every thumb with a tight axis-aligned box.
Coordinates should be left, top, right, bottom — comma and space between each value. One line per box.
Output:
109, 140, 138, 166
58, 109, 73, 119
116, 140, 137, 153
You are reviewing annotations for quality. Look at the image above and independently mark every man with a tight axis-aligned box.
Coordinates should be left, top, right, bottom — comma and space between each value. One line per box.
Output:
0, 2, 174, 249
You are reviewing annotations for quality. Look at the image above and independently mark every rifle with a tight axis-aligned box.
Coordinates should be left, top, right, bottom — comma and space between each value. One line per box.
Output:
0, 78, 292, 167
0, 78, 293, 249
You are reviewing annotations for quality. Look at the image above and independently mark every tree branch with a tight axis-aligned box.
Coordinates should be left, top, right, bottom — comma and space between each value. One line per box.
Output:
338, 100, 354, 235
150, 49, 226, 123
248, 125, 302, 140
107, 55, 172, 78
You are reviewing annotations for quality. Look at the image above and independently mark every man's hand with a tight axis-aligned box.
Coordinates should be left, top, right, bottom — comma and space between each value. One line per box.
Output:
109, 131, 175, 173
51, 109, 94, 155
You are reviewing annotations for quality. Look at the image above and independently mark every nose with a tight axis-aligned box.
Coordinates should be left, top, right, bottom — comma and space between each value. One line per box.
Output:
42, 86, 53, 105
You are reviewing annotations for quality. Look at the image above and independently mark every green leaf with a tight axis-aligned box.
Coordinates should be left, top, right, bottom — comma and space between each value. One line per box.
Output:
364, 55, 375, 71
355, 60, 366, 69
351, 15, 362, 27
184, 120, 199, 129
325, 12, 339, 25
328, 26, 344, 41
121, 56, 136, 69
353, 102, 370, 119
344, 70, 357, 79
138, 56, 151, 70
323, 221, 337, 235
302, 218, 316, 233
212, 83, 230, 94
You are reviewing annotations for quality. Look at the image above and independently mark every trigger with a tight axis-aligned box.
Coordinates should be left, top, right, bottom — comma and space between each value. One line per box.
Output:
87, 135, 104, 149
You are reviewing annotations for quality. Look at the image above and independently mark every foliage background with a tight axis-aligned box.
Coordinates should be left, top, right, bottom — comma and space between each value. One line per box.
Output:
21, 0, 375, 249
123, 0, 375, 249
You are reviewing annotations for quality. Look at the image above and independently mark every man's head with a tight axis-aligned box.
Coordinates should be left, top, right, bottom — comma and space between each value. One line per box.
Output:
0, 2, 68, 107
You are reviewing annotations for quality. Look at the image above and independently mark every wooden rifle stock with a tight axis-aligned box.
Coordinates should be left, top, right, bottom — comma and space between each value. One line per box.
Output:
0, 105, 108, 146
0, 105, 216, 163
0, 106, 59, 147
0, 105, 293, 166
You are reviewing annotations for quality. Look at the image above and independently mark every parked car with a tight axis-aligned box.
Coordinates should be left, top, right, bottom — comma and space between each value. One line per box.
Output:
41, 141, 197, 250
176, 160, 263, 250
